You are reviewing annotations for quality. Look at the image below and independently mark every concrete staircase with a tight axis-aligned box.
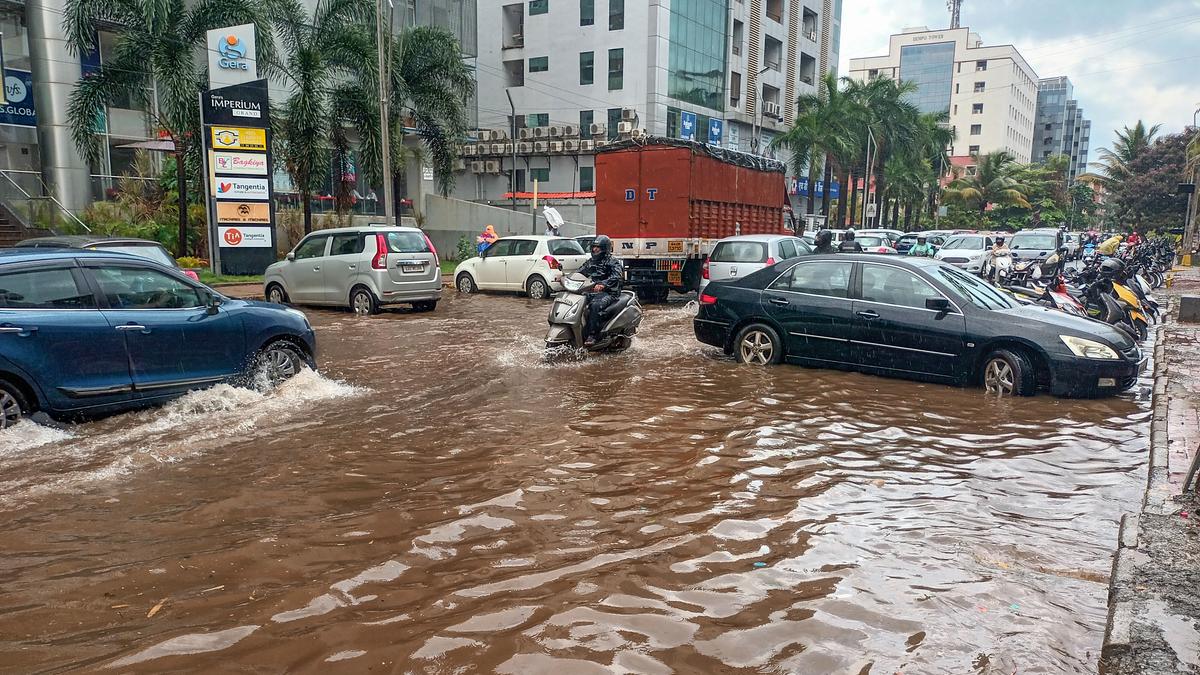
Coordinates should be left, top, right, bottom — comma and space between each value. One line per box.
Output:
0, 202, 52, 247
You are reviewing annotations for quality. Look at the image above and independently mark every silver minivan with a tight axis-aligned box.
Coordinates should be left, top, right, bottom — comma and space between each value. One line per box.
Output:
700, 234, 811, 295
264, 226, 442, 315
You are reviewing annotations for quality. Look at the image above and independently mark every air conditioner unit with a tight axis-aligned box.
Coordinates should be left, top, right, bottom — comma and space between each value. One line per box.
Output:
550, 141, 564, 153
533, 126, 548, 138
519, 127, 533, 140
562, 124, 579, 138
491, 143, 506, 155
462, 145, 477, 156
484, 160, 501, 173
565, 139, 580, 152
621, 108, 637, 121
517, 142, 533, 154
470, 161, 485, 172
476, 129, 491, 142
491, 129, 507, 140
617, 121, 633, 135
533, 140, 549, 153
548, 125, 563, 138
630, 128, 646, 141
594, 139, 608, 148
590, 123, 606, 137
764, 102, 781, 117
580, 140, 595, 152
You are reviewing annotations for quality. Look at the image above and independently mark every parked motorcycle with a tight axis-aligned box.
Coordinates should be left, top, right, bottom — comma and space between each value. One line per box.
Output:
546, 273, 643, 352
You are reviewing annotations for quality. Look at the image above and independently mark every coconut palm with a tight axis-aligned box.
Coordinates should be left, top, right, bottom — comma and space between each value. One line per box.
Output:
772, 73, 858, 221
64, 0, 276, 256
843, 76, 921, 227
942, 151, 1031, 218
1093, 120, 1161, 186
272, 0, 374, 234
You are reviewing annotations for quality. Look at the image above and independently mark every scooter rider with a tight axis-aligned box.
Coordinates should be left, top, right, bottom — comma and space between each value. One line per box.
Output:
813, 229, 837, 254
908, 235, 934, 257
838, 229, 864, 253
984, 236, 1011, 280
578, 235, 624, 347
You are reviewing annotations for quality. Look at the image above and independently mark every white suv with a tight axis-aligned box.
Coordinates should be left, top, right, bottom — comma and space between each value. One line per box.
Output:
454, 236, 589, 299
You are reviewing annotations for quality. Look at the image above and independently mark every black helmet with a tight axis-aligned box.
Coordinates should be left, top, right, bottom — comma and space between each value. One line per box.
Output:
814, 229, 833, 247
591, 235, 611, 258
996, 236, 1005, 244
844, 229, 856, 240
1101, 257, 1124, 275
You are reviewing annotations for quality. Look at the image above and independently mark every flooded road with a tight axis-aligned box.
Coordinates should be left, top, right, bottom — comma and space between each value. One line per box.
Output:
0, 292, 1150, 673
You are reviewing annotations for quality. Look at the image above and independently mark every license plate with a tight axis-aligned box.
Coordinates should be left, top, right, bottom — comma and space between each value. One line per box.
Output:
667, 271, 682, 285
667, 240, 684, 254
401, 263, 424, 273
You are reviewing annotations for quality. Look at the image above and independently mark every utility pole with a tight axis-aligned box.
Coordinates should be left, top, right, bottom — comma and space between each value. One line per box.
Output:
377, 0, 394, 224
947, 0, 963, 29
506, 88, 517, 212
751, 66, 769, 155
862, 127, 876, 229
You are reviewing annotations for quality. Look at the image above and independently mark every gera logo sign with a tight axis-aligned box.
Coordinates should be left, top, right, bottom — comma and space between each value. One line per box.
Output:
207, 24, 258, 88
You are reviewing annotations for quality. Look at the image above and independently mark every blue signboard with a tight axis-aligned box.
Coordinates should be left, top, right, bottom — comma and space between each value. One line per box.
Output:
0, 70, 36, 128
708, 118, 723, 146
792, 177, 841, 199
680, 110, 697, 141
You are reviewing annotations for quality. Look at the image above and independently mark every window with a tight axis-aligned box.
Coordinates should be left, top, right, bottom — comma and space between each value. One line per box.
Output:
607, 108, 621, 140
732, 20, 743, 55
90, 243, 175, 266
974, 81, 985, 93
384, 232, 431, 253
579, 166, 594, 191
609, 0, 623, 30
0, 268, 93, 309
580, 0, 593, 25
528, 113, 549, 127
770, 261, 852, 298
954, 83, 959, 94
580, 110, 594, 131
1045, 123, 1052, 130
608, 48, 623, 90
294, 235, 329, 259
972, 103, 983, 114
511, 240, 538, 256
778, 239, 797, 259
970, 124, 981, 135
861, 265, 942, 309
330, 233, 364, 256
529, 0, 548, 15
898, 41, 955, 114
530, 167, 550, 183
976, 60, 987, 71
730, 71, 742, 106
548, 239, 586, 255
766, 0, 783, 22
94, 267, 204, 309
485, 240, 515, 257
764, 36, 783, 71
711, 241, 767, 263
968, 144, 979, 154
868, 69, 878, 78
931, 265, 1016, 311
579, 51, 593, 84
529, 56, 549, 72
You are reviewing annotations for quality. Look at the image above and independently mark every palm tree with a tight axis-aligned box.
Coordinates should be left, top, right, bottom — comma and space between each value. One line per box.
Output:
332, 25, 473, 212
883, 153, 930, 231
942, 151, 1031, 218
272, 0, 374, 234
1093, 120, 1161, 186
843, 76, 921, 228
64, 0, 276, 256
771, 82, 854, 221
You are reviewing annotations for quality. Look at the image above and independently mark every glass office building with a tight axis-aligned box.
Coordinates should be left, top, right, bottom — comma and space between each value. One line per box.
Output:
898, 41, 955, 114
667, 0, 728, 112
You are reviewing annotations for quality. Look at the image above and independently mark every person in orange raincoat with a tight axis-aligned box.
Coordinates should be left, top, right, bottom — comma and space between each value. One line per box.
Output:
476, 224, 498, 255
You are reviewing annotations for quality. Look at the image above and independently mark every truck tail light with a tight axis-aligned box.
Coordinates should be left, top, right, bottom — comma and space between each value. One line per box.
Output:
372, 234, 388, 269
699, 293, 718, 305
542, 255, 561, 270
702, 258, 710, 279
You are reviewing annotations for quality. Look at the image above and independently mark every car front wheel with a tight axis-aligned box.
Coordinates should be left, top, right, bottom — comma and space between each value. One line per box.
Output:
249, 341, 305, 388
0, 379, 28, 429
456, 274, 477, 294
982, 348, 1036, 397
733, 324, 784, 366
266, 283, 288, 304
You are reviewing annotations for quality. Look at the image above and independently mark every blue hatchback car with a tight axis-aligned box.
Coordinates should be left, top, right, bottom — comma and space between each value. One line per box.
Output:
0, 249, 317, 428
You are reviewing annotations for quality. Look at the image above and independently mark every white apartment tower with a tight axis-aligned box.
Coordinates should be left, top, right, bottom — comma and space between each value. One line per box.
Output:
848, 27, 1039, 166
463, 0, 841, 215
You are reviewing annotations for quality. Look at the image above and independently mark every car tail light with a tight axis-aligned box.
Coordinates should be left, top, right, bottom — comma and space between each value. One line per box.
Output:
422, 233, 439, 264
765, 257, 775, 266
702, 258, 710, 279
184, 270, 200, 281
699, 293, 718, 305
542, 255, 560, 270
372, 233, 388, 269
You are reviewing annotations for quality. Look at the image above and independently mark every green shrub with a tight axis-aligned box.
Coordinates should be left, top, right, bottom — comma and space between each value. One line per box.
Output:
456, 235, 475, 261
176, 256, 207, 268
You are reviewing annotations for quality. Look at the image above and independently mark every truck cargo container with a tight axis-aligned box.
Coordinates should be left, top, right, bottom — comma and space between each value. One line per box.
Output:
595, 138, 791, 301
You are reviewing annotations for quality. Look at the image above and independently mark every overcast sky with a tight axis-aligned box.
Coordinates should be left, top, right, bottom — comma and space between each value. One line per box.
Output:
837, 0, 1200, 160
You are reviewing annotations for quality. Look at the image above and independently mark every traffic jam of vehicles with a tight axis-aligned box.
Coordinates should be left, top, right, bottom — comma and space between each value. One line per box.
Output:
0, 139, 1165, 432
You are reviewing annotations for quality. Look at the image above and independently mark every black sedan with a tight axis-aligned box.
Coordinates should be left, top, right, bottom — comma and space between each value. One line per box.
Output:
694, 255, 1145, 397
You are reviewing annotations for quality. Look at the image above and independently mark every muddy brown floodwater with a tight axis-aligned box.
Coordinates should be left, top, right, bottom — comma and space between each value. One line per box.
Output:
0, 292, 1152, 673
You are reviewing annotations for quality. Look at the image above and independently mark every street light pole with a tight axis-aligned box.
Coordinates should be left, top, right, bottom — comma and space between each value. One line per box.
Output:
506, 88, 517, 213
376, 0, 394, 224
751, 66, 769, 155
861, 127, 876, 229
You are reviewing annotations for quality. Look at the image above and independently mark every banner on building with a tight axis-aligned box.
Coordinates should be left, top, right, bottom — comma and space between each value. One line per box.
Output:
708, 119, 723, 146
790, 177, 841, 199
0, 70, 36, 127
680, 111, 697, 141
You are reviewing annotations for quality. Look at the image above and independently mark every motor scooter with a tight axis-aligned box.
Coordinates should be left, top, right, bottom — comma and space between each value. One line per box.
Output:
546, 273, 643, 352
982, 249, 1013, 285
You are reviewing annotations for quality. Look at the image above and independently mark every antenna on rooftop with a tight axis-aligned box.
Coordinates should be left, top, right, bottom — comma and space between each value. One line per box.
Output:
948, 0, 962, 29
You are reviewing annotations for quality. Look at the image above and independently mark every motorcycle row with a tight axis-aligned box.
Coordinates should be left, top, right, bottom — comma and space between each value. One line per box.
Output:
981, 238, 1174, 343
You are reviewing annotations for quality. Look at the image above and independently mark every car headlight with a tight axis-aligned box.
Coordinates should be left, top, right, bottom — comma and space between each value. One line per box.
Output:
1060, 335, 1119, 359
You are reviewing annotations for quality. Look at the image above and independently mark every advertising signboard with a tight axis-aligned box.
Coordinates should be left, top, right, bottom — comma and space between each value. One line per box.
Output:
207, 24, 258, 89
219, 226, 273, 247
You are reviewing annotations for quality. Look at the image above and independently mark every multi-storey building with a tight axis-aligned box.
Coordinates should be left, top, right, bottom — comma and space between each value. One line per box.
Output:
1031, 76, 1091, 181
463, 0, 841, 218
848, 26, 1039, 170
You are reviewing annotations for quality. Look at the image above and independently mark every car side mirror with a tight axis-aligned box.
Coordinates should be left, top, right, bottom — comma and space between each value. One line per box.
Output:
926, 297, 951, 312
286, 252, 296, 261
206, 293, 222, 315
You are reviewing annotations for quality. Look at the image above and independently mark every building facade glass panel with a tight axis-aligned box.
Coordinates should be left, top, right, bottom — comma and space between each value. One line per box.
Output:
667, 0, 728, 112
898, 41, 955, 114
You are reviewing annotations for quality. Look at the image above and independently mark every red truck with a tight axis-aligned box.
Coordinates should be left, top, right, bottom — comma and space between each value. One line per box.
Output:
595, 138, 791, 301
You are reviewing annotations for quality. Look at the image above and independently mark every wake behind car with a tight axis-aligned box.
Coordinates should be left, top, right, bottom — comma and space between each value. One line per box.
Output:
694, 255, 1143, 398
455, 236, 589, 299
265, 225, 441, 315
0, 249, 316, 428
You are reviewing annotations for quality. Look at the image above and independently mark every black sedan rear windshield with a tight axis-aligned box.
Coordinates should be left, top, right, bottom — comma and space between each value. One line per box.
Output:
711, 241, 767, 263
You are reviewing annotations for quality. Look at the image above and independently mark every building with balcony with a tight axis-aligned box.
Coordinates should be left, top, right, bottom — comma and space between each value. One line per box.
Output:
1032, 76, 1091, 181
848, 26, 1039, 171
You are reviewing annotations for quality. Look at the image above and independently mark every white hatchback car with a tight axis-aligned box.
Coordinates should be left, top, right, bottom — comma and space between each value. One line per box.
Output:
700, 234, 811, 295
454, 236, 589, 299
